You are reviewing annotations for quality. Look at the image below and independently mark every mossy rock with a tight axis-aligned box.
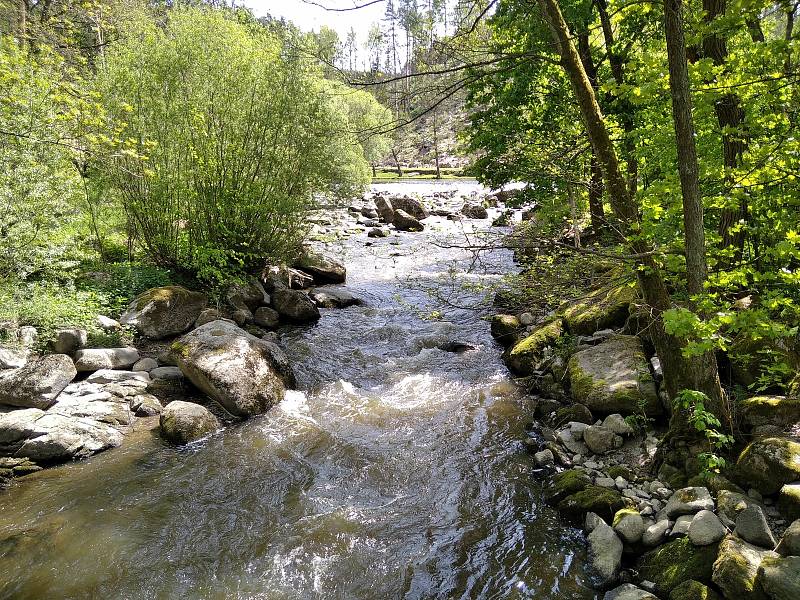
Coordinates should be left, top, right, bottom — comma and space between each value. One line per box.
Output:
739, 395, 800, 430
668, 580, 722, 600
503, 318, 563, 376
789, 374, 800, 398
735, 437, 800, 495
120, 286, 208, 340
557, 485, 627, 524
562, 281, 638, 336
612, 507, 639, 527
687, 473, 744, 496
607, 465, 635, 482
778, 483, 800, 521
637, 537, 720, 595
567, 335, 661, 416
712, 534, 776, 600
658, 463, 687, 489
490, 314, 521, 346
728, 335, 799, 389
553, 404, 593, 426
544, 468, 592, 505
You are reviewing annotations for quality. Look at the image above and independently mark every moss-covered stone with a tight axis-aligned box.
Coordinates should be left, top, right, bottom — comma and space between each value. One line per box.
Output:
739, 395, 800, 430
567, 335, 661, 416
778, 483, 800, 522
553, 404, 593, 426
789, 374, 800, 398
490, 314, 521, 346
728, 335, 799, 389
659, 463, 688, 489
735, 437, 800, 495
712, 534, 776, 600
757, 555, 800, 599
668, 580, 722, 600
637, 537, 720, 595
557, 485, 627, 524
607, 465, 635, 482
687, 473, 744, 496
562, 281, 639, 335
121, 286, 208, 340
543, 468, 592, 505
504, 318, 563, 376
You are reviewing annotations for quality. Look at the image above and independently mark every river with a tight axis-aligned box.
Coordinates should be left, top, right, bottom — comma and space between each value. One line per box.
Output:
0, 181, 596, 599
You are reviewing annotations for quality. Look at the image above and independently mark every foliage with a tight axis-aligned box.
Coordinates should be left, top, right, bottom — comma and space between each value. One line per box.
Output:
674, 390, 735, 473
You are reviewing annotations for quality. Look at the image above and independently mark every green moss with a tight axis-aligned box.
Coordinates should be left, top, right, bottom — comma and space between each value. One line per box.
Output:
553, 404, 593, 426
612, 507, 639, 527
669, 580, 722, 600
687, 473, 744, 495
490, 314, 521, 345
638, 537, 719, 595
607, 465, 634, 481
557, 485, 627, 523
504, 318, 563, 375
135, 285, 192, 311
739, 395, 800, 428
736, 437, 800, 495
562, 281, 638, 335
658, 463, 688, 489
544, 469, 591, 505
778, 484, 800, 521
169, 341, 190, 358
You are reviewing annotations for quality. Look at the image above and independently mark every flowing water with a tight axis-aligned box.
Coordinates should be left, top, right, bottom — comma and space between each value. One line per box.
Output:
0, 181, 596, 599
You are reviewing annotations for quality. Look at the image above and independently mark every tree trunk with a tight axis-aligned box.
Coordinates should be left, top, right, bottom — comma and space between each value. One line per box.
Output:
432, 111, 441, 179
665, 0, 708, 297
588, 152, 605, 232
535, 0, 727, 430
391, 148, 403, 177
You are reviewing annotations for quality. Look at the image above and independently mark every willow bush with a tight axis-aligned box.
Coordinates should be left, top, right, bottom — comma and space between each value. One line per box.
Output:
99, 7, 383, 282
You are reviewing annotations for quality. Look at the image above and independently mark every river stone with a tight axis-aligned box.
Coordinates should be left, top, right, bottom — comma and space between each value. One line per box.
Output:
86, 369, 150, 385
603, 413, 635, 436
293, 251, 346, 284
642, 519, 670, 547
150, 366, 184, 381
586, 511, 605, 533
73, 347, 139, 372
461, 203, 488, 219
368, 227, 390, 238
504, 318, 563, 376
668, 580, 722, 600
129, 393, 162, 416
740, 396, 800, 430
132, 358, 158, 372
757, 555, 800, 600
735, 505, 777, 548
778, 484, 800, 521
374, 196, 394, 222
169, 320, 294, 418
226, 279, 269, 313
717, 490, 763, 529
583, 425, 623, 455
0, 355, 76, 409
0, 346, 27, 370
688, 510, 726, 546
490, 314, 521, 346
736, 437, 800, 495
159, 401, 219, 445
558, 485, 627, 524
534, 449, 554, 466
603, 584, 657, 600
392, 209, 424, 232
567, 335, 661, 416
670, 515, 694, 538
309, 288, 362, 308
712, 534, 778, 599
253, 307, 280, 329
776, 519, 800, 556
272, 288, 320, 323
666, 487, 715, 518
563, 282, 639, 336
638, 537, 720, 595
390, 195, 428, 219
53, 328, 87, 355
120, 286, 208, 340
613, 508, 645, 544
544, 468, 592, 504
588, 521, 623, 584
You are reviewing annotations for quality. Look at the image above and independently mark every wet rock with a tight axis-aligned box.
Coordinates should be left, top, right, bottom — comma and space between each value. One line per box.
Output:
603, 584, 657, 600
586, 511, 605, 533
583, 425, 623, 454
735, 505, 777, 548
272, 288, 320, 323
361, 206, 378, 219
562, 282, 639, 336
120, 286, 208, 340
544, 468, 591, 504
554, 404, 594, 426
309, 288, 362, 309
712, 534, 777, 599
504, 318, 562, 376
374, 196, 394, 222
227, 279, 269, 312
567, 335, 661, 416
0, 355, 76, 409
159, 401, 219, 445
589, 521, 623, 585
613, 508, 645, 544
461, 203, 488, 219
129, 393, 162, 416
558, 485, 627, 524
169, 320, 293, 418
665, 487, 715, 518
368, 227, 390, 238
253, 306, 280, 328
534, 449, 554, 467
53, 329, 87, 355
736, 437, 800, 495
757, 555, 800, 600
688, 510, 726, 546
638, 537, 719, 595
73, 347, 139, 372
150, 366, 184, 381
293, 251, 346, 284
392, 209, 424, 232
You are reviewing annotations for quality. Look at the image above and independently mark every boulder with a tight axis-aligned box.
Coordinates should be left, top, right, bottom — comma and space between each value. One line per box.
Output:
490, 314, 521, 346
0, 355, 76, 409
584, 425, 623, 454
120, 286, 208, 340
52, 329, 87, 355
604, 584, 657, 600
132, 357, 158, 372
374, 196, 394, 222
588, 521, 623, 584
368, 227, 390, 238
778, 484, 800, 522
568, 335, 661, 416
253, 306, 280, 329
740, 396, 800, 430
309, 288, 362, 309
554, 404, 594, 426
558, 485, 627, 523
262, 265, 314, 291
735, 505, 777, 548
129, 393, 162, 416
668, 580, 722, 600
638, 537, 720, 595
717, 490, 763, 529
272, 288, 321, 323
169, 320, 294, 418
613, 508, 645, 544
504, 319, 563, 376
736, 437, 800, 495
0, 346, 27, 370
563, 282, 639, 336
73, 347, 140, 372
390, 195, 428, 219
688, 510, 727, 546
195, 308, 223, 328
666, 487, 715, 519
712, 534, 777, 599
226, 279, 268, 313
159, 401, 219, 445
603, 413, 635, 436
757, 555, 800, 600
642, 520, 671, 547
544, 468, 592, 504
776, 519, 800, 556
293, 251, 346, 284
86, 370, 150, 385
671, 515, 695, 538
461, 203, 488, 219
393, 209, 424, 232
150, 366, 183, 381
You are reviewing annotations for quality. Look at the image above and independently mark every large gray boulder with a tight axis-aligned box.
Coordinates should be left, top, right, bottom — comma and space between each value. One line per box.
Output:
688, 510, 726, 546
736, 437, 800, 496
73, 347, 139, 372
253, 307, 280, 328
53, 328, 87, 355
272, 288, 320, 323
0, 355, 76, 409
461, 203, 488, 219
393, 209, 424, 232
712, 534, 778, 599
226, 279, 269, 313
309, 288, 362, 309
120, 286, 208, 340
603, 584, 657, 600
374, 196, 394, 222
757, 556, 800, 600
666, 487, 715, 518
776, 519, 800, 556
169, 320, 295, 418
293, 251, 346, 284
589, 520, 623, 584
159, 401, 219, 445
735, 505, 777, 548
583, 425, 623, 454
567, 335, 661, 416
390, 195, 428, 220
